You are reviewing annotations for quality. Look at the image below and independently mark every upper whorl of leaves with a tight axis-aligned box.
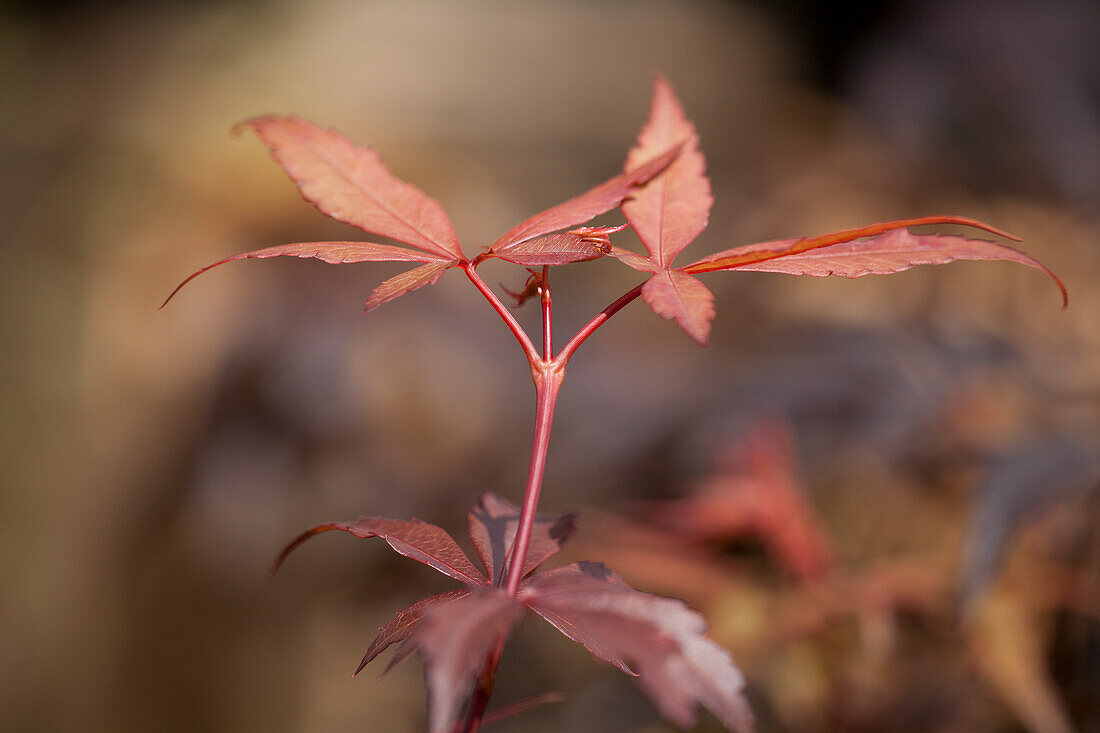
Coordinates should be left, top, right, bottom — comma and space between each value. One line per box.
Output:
163, 78, 1062, 333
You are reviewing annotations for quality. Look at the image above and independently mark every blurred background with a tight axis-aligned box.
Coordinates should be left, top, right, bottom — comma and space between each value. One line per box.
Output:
2, 0, 1098, 731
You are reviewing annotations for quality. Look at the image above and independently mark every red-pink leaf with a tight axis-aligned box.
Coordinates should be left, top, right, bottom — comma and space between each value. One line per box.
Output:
270, 517, 487, 586
413, 590, 525, 733
489, 144, 682, 252
607, 244, 663, 273
641, 269, 716, 346
622, 75, 712, 269
467, 492, 578, 586
238, 116, 464, 260
520, 563, 753, 733
492, 232, 607, 266
355, 589, 470, 676
685, 216, 1012, 269
363, 259, 456, 313
691, 228, 1068, 307
490, 224, 629, 266
160, 241, 445, 308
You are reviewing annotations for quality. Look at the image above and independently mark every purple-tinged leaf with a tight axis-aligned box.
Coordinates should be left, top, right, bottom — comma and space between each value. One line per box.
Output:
489, 144, 682, 252
238, 116, 464, 260
355, 589, 470, 676
690, 228, 1068, 307
160, 241, 445, 308
641, 269, 716, 346
622, 75, 712, 269
363, 259, 456, 313
519, 564, 638, 676
413, 590, 525, 733
270, 517, 487, 587
520, 563, 753, 733
467, 492, 578, 586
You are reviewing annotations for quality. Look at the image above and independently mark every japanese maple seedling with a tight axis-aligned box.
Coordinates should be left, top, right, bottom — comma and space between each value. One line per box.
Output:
164, 75, 1065, 733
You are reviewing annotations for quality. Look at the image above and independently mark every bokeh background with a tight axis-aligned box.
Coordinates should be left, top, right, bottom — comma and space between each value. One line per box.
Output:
2, 0, 1099, 731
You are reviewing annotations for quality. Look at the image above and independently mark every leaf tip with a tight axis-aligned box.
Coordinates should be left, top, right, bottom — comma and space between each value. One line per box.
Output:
268, 522, 343, 578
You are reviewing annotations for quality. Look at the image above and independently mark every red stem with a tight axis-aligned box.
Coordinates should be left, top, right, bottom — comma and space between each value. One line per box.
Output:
503, 367, 562, 597
459, 637, 506, 733
459, 269, 643, 730
461, 357, 561, 733
462, 262, 541, 366
540, 265, 552, 361
554, 282, 644, 367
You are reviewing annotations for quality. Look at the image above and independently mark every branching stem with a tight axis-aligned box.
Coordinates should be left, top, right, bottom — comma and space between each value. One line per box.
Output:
459, 267, 645, 731
555, 282, 645, 367
462, 262, 541, 366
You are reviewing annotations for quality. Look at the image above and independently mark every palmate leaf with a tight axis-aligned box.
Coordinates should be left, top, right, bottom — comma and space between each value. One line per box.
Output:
489, 225, 628, 267
606, 80, 1067, 344
413, 590, 526, 733
520, 563, 754, 733
467, 491, 578, 585
363, 259, 457, 312
355, 589, 470, 676
683, 225, 1068, 307
160, 240, 447, 308
491, 232, 607, 266
270, 516, 488, 587
163, 115, 467, 311
487, 144, 683, 254
622, 74, 712, 269
641, 269, 716, 346
271, 496, 752, 733
604, 76, 717, 343
238, 116, 464, 260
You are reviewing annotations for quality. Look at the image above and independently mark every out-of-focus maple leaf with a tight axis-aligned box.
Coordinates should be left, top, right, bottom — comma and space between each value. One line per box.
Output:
273, 494, 752, 733
962, 433, 1100, 604
654, 418, 835, 582
966, 588, 1076, 733
414, 590, 526, 733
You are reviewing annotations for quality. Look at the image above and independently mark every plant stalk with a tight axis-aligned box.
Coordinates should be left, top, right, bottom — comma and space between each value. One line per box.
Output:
462, 355, 561, 732
555, 282, 644, 367
460, 267, 640, 730
462, 262, 541, 366
540, 265, 552, 361
503, 367, 563, 597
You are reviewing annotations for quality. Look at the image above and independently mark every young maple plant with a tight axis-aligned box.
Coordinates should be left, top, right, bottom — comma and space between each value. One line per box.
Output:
164, 76, 1065, 732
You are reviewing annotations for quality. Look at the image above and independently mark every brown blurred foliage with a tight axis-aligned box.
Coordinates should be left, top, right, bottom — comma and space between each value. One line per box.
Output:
1, 1, 1097, 731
